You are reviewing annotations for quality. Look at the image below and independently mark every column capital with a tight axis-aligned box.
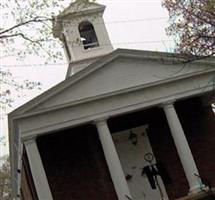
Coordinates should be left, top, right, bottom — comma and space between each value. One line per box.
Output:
160, 99, 176, 109
94, 116, 109, 125
22, 135, 37, 144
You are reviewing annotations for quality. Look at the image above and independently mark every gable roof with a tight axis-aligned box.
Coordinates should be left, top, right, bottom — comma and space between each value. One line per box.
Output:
9, 48, 215, 118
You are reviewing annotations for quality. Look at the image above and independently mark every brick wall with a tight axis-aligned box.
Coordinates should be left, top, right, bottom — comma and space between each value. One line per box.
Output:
21, 148, 38, 200
34, 97, 214, 200
148, 97, 215, 200
21, 166, 34, 200
176, 98, 215, 189
147, 110, 189, 199
37, 124, 117, 200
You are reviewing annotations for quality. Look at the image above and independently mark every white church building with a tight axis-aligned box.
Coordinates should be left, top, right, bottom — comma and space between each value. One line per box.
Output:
9, 1, 215, 200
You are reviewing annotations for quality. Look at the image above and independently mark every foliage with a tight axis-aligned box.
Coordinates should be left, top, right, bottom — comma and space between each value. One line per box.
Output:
163, 0, 215, 58
0, 0, 98, 110
0, 136, 6, 147
0, 156, 11, 200
0, 0, 67, 61
0, 0, 68, 110
0, 0, 96, 58
0, 70, 42, 110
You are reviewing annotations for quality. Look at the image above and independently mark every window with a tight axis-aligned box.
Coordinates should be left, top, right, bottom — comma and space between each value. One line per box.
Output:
78, 21, 99, 50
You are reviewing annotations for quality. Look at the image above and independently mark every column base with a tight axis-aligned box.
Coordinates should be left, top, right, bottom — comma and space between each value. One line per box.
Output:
176, 187, 215, 200
189, 185, 205, 194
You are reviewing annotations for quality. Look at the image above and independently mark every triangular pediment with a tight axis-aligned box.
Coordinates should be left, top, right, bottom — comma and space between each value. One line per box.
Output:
59, 1, 105, 18
11, 49, 215, 116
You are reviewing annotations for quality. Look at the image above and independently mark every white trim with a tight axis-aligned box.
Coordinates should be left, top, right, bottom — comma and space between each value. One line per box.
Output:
12, 68, 215, 119
95, 119, 132, 200
9, 49, 215, 116
20, 83, 214, 138
24, 138, 53, 200
162, 102, 202, 193
16, 142, 23, 198
10, 76, 214, 198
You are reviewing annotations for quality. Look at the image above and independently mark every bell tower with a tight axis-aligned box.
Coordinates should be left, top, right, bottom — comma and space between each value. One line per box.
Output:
53, 0, 113, 70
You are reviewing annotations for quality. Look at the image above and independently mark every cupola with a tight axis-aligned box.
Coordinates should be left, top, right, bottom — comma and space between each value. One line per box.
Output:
53, 0, 113, 65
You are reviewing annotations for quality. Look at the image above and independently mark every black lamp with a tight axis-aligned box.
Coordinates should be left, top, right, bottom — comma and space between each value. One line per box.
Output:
128, 130, 138, 145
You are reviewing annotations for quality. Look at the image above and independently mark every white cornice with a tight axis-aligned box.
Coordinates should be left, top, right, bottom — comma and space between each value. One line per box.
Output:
9, 49, 215, 117
10, 67, 215, 120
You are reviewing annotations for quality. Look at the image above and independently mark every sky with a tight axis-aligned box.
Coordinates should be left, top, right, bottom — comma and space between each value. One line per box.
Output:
0, 0, 174, 156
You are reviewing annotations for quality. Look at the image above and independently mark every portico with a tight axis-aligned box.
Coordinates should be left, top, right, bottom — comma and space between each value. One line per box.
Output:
20, 94, 214, 200
9, 49, 215, 200
94, 102, 200, 199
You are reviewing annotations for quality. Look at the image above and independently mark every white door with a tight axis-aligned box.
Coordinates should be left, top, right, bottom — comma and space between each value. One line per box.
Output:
113, 125, 169, 200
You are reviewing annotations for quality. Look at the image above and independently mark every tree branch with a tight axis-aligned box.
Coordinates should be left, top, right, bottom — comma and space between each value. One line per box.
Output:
0, 16, 52, 36
0, 33, 45, 43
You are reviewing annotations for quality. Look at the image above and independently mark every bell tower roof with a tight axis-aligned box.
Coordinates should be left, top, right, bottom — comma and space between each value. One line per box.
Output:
59, 1, 106, 18
53, 1, 106, 39
53, 0, 113, 75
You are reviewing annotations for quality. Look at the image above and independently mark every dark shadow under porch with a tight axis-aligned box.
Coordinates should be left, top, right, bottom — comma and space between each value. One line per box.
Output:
36, 95, 215, 200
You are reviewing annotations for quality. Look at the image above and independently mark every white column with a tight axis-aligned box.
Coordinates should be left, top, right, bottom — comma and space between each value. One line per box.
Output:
95, 119, 132, 200
24, 137, 53, 200
162, 102, 202, 193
